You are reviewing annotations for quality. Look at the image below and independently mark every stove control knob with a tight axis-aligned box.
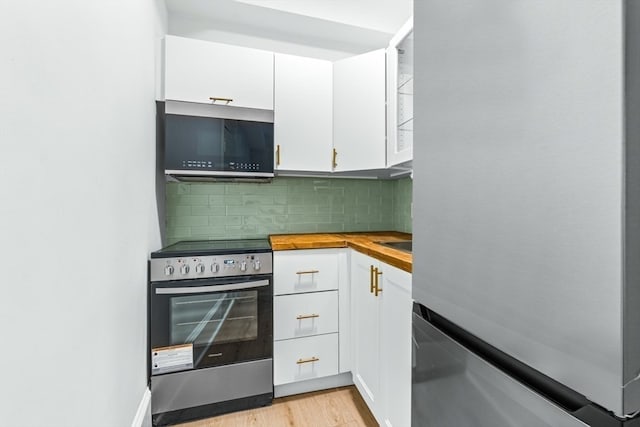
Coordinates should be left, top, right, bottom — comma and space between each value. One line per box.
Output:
253, 260, 261, 271
211, 263, 219, 273
195, 263, 205, 274
164, 265, 174, 276
180, 264, 190, 275
240, 261, 247, 272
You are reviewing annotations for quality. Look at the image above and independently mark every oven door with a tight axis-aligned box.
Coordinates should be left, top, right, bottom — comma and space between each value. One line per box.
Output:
150, 275, 273, 375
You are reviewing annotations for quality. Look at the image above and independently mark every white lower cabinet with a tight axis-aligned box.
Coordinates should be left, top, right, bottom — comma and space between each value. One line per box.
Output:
273, 246, 411, 425
273, 249, 349, 393
350, 249, 412, 427
274, 333, 339, 385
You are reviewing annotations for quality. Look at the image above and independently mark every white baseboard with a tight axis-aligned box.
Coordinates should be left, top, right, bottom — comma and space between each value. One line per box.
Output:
274, 372, 353, 398
131, 387, 152, 427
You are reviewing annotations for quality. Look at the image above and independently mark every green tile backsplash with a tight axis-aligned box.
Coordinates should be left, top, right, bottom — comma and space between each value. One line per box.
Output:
166, 176, 412, 243
393, 177, 413, 234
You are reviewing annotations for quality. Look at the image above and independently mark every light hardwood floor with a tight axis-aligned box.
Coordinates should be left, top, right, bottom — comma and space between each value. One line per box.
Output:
176, 386, 378, 427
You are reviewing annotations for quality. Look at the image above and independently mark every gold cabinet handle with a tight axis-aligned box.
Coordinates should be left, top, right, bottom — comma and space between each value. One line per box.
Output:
297, 356, 320, 364
296, 313, 320, 320
296, 270, 319, 275
276, 144, 281, 166
375, 268, 383, 297
370, 265, 375, 293
332, 148, 338, 169
209, 97, 233, 104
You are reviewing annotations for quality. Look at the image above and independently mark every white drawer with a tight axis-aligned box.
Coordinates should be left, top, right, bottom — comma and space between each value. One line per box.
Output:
274, 333, 339, 386
274, 291, 339, 340
274, 249, 340, 295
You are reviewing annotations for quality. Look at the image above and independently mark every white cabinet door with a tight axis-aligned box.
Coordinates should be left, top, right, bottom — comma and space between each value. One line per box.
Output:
274, 54, 333, 172
380, 262, 412, 427
164, 35, 274, 110
387, 18, 414, 167
333, 49, 386, 172
350, 250, 382, 420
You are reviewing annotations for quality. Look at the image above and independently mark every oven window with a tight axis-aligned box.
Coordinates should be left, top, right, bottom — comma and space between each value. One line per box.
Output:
170, 290, 258, 346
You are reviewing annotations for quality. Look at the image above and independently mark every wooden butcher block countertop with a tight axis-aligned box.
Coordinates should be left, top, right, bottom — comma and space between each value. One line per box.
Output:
269, 231, 412, 273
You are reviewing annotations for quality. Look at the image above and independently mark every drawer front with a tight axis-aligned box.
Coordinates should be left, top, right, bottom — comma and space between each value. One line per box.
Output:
274, 291, 339, 340
274, 333, 339, 385
274, 250, 340, 295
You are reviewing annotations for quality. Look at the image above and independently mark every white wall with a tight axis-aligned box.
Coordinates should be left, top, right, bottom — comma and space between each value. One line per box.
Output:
169, 12, 372, 61
0, 1, 166, 426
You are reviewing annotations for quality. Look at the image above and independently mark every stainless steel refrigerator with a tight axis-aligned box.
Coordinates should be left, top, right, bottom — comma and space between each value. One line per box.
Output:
412, 1, 640, 426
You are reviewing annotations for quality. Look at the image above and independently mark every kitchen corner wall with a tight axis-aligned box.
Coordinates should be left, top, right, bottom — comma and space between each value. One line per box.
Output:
166, 176, 412, 243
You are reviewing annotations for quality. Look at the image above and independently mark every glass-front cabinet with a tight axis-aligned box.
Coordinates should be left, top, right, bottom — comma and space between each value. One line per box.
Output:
387, 18, 414, 167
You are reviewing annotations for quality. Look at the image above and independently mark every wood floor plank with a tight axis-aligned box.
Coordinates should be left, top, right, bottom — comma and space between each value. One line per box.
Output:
175, 386, 377, 427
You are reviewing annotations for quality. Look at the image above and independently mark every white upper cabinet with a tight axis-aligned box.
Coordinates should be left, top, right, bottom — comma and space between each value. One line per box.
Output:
333, 49, 386, 172
274, 54, 333, 172
387, 18, 414, 167
164, 35, 274, 110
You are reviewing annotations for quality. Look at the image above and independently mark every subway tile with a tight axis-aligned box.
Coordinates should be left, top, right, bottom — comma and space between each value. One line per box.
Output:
191, 206, 227, 216
286, 194, 305, 205
304, 194, 330, 206
166, 227, 191, 238
189, 184, 226, 195
243, 195, 275, 205
209, 216, 242, 226
167, 194, 209, 206
211, 195, 243, 206
350, 205, 370, 216
166, 183, 180, 195
273, 215, 289, 224
258, 205, 286, 215
256, 224, 288, 235
287, 205, 316, 214
225, 225, 258, 237
287, 214, 332, 224
176, 184, 191, 195
227, 205, 258, 216
167, 216, 209, 227
244, 216, 274, 225
273, 194, 288, 205
190, 225, 227, 237
286, 224, 318, 233
316, 223, 345, 233
347, 223, 370, 232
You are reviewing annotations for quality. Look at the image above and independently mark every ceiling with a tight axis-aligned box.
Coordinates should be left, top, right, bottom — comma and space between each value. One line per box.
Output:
164, 0, 412, 56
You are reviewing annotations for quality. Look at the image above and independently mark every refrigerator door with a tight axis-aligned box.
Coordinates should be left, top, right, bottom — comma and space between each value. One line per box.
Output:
412, 310, 589, 427
413, 0, 635, 416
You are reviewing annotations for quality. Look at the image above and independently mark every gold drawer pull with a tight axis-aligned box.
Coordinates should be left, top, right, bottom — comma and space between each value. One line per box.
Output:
332, 148, 338, 169
297, 357, 320, 365
276, 144, 281, 166
296, 313, 320, 320
296, 270, 319, 275
209, 97, 233, 104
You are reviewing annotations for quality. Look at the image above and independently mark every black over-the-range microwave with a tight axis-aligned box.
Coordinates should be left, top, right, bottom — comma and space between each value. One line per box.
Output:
162, 100, 274, 180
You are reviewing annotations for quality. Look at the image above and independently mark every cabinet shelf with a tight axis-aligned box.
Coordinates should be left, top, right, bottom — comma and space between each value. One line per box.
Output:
398, 76, 413, 92
398, 117, 414, 130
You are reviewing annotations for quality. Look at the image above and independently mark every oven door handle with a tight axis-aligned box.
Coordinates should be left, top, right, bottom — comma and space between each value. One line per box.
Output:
155, 279, 270, 295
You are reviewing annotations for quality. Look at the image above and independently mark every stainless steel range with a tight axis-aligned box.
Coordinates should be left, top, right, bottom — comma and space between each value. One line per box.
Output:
148, 239, 273, 426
